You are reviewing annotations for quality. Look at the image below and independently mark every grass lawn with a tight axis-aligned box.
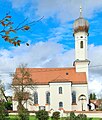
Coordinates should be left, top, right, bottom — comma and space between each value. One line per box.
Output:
9, 115, 51, 120
92, 118, 100, 120
9, 116, 101, 120
9, 115, 36, 120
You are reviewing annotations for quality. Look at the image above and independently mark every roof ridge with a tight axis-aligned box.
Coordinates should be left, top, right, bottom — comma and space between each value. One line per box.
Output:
16, 67, 75, 73
16, 67, 75, 70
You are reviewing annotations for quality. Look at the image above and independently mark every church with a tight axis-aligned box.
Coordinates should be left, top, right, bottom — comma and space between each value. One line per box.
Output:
12, 7, 90, 112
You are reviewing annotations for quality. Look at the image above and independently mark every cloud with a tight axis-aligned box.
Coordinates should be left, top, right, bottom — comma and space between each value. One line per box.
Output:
88, 44, 102, 75
0, 41, 65, 82
88, 75, 102, 98
0, 39, 102, 96
9, 0, 29, 9
9, 0, 102, 22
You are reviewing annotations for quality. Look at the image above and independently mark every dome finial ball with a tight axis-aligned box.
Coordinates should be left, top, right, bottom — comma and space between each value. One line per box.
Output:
73, 6, 89, 34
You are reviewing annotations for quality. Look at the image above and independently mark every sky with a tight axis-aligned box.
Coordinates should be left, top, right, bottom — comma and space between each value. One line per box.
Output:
0, 0, 102, 97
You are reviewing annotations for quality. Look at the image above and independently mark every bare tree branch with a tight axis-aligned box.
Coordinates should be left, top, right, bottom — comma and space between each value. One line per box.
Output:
12, 64, 36, 109
0, 13, 44, 46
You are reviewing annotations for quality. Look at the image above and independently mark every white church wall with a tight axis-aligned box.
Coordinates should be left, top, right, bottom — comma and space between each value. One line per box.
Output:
49, 82, 72, 111
72, 84, 89, 111
75, 62, 89, 80
29, 85, 50, 111
74, 32, 88, 60
12, 83, 89, 112
12, 101, 18, 111
12, 85, 50, 111
35, 85, 50, 106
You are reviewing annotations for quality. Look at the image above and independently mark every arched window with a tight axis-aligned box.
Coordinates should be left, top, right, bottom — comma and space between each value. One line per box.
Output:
80, 41, 83, 48
46, 92, 50, 104
34, 92, 38, 104
59, 87, 62, 94
72, 91, 76, 104
59, 102, 63, 108
78, 94, 86, 101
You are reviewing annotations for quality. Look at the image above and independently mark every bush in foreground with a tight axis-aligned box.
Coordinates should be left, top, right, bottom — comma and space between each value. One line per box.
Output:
35, 110, 49, 120
17, 104, 29, 120
51, 111, 60, 120
76, 114, 87, 120
69, 112, 76, 120
64, 112, 88, 120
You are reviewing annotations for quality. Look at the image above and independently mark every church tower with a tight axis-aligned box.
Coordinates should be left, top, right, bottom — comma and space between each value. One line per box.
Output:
73, 6, 90, 79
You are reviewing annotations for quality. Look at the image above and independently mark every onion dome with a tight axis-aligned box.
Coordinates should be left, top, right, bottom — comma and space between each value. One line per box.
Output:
73, 6, 89, 34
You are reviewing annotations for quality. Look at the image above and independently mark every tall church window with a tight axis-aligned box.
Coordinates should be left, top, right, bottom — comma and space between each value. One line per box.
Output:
46, 92, 50, 104
72, 91, 76, 104
80, 41, 83, 48
34, 92, 38, 104
59, 102, 63, 108
59, 87, 62, 94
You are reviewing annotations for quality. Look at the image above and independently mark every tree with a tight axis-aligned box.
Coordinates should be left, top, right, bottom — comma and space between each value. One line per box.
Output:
12, 64, 36, 120
0, 100, 9, 120
0, 80, 8, 102
89, 93, 97, 100
12, 64, 36, 105
0, 13, 43, 46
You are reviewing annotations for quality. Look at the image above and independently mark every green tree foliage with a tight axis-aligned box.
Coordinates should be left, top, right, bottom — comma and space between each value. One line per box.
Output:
17, 104, 29, 120
4, 101, 12, 110
35, 110, 49, 120
0, 100, 9, 120
69, 112, 76, 120
76, 114, 87, 120
51, 111, 60, 120
0, 13, 43, 46
64, 112, 89, 120
89, 93, 97, 100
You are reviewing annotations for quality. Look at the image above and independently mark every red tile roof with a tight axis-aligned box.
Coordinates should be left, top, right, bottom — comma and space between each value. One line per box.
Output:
90, 100, 102, 107
13, 67, 87, 85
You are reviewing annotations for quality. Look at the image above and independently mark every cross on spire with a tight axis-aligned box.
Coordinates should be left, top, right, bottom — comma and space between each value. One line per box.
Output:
80, 5, 82, 17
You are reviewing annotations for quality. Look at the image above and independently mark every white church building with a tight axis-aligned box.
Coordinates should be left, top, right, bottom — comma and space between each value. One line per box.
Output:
12, 7, 90, 112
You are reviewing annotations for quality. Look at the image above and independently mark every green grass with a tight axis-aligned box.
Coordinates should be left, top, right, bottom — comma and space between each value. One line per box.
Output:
91, 118, 101, 120
9, 115, 36, 120
9, 116, 101, 120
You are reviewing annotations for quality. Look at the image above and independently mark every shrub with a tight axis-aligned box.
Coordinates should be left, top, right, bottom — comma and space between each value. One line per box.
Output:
36, 110, 49, 120
76, 114, 87, 120
4, 102, 12, 110
17, 104, 29, 120
88, 118, 93, 120
69, 112, 76, 120
51, 111, 60, 120
0, 101, 9, 120
64, 117, 70, 120
98, 104, 102, 111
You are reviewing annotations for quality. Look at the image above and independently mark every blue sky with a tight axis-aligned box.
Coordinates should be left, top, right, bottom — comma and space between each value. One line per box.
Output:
0, 0, 102, 97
